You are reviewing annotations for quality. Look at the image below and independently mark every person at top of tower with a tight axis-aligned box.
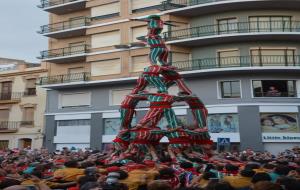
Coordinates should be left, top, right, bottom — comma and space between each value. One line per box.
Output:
131, 15, 173, 66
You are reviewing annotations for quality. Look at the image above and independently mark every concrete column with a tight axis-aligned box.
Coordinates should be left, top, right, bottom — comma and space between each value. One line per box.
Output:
90, 113, 103, 150
238, 106, 264, 151
44, 115, 56, 152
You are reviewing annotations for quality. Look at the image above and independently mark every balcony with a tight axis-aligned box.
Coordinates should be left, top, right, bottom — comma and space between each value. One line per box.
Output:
39, 17, 90, 39
38, 72, 91, 85
160, 0, 300, 16
23, 89, 37, 96
20, 121, 34, 127
38, 44, 89, 63
164, 21, 300, 47
0, 121, 19, 133
172, 55, 300, 71
38, 0, 87, 14
0, 92, 23, 104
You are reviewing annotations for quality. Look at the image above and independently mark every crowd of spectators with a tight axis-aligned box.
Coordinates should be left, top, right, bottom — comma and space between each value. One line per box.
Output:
0, 146, 300, 190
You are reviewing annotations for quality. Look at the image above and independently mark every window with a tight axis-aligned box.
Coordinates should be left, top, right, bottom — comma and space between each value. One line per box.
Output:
55, 120, 91, 147
217, 18, 238, 34
208, 114, 239, 133
69, 16, 86, 28
104, 118, 136, 135
91, 58, 121, 76
249, 16, 292, 32
60, 92, 91, 108
261, 113, 299, 133
69, 41, 85, 47
110, 89, 132, 105
1, 82, 12, 100
252, 80, 296, 97
131, 55, 149, 72
219, 81, 241, 98
91, 30, 120, 48
250, 48, 296, 66
131, 0, 163, 12
22, 107, 34, 125
68, 67, 84, 74
0, 140, 9, 150
169, 52, 190, 69
57, 120, 90, 126
131, 26, 147, 42
91, 2, 120, 19
217, 50, 240, 67
25, 79, 36, 96
171, 52, 190, 62
69, 41, 86, 54
0, 109, 9, 121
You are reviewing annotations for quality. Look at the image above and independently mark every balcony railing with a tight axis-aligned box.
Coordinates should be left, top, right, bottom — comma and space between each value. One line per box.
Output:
163, 21, 300, 41
39, 44, 90, 59
20, 121, 34, 126
39, 0, 82, 8
39, 17, 90, 34
0, 92, 23, 102
172, 55, 300, 71
38, 72, 91, 85
23, 89, 37, 96
161, 0, 234, 10
0, 121, 19, 132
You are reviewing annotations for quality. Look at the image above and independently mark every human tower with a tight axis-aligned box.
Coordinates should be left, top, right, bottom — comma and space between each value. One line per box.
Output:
109, 15, 213, 164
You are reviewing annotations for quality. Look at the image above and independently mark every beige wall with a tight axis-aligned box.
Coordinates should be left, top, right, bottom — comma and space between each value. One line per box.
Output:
46, 0, 167, 79
0, 64, 47, 149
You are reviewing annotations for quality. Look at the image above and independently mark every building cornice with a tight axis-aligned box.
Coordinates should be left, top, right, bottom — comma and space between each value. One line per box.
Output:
0, 69, 48, 77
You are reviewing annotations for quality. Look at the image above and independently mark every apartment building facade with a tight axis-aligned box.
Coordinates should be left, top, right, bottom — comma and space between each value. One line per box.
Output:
39, 0, 300, 154
0, 58, 47, 149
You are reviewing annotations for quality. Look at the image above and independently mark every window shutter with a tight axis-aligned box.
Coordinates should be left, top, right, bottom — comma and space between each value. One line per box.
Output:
218, 50, 240, 66
131, 0, 163, 10
111, 89, 132, 105
91, 30, 120, 48
60, 92, 91, 107
91, 2, 120, 17
131, 26, 147, 42
0, 109, 9, 121
68, 67, 84, 74
91, 58, 121, 76
26, 79, 36, 88
131, 55, 149, 72
172, 52, 190, 62
24, 107, 34, 121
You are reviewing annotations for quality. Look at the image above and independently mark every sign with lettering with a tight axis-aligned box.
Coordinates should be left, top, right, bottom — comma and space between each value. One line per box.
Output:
262, 133, 300, 142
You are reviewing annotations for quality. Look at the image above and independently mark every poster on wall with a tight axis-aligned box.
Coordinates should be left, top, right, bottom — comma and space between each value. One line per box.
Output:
104, 118, 136, 135
208, 114, 239, 133
158, 116, 187, 130
261, 113, 299, 133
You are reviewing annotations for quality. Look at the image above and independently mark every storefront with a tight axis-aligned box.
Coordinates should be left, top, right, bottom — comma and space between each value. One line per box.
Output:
260, 111, 300, 154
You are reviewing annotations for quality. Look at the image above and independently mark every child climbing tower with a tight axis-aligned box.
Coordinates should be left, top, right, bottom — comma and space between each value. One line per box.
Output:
109, 15, 213, 164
